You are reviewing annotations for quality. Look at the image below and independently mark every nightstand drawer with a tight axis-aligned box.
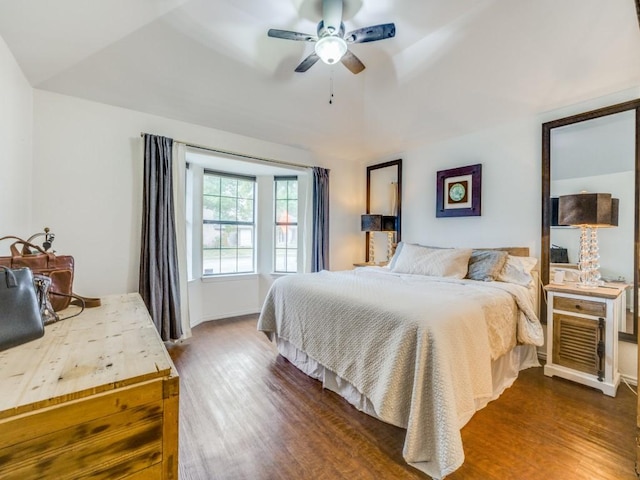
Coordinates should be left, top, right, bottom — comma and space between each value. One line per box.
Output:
553, 296, 606, 317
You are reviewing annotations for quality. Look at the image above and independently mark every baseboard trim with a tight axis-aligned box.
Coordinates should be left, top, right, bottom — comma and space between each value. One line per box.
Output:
194, 309, 261, 326
621, 373, 638, 387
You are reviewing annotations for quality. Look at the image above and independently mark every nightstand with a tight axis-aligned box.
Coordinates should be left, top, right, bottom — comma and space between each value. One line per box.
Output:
544, 282, 627, 397
353, 261, 388, 267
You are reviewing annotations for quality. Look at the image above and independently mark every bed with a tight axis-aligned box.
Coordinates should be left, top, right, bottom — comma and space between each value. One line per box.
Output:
257, 244, 543, 479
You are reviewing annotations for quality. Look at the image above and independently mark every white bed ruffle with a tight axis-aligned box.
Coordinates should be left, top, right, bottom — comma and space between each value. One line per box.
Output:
276, 336, 539, 438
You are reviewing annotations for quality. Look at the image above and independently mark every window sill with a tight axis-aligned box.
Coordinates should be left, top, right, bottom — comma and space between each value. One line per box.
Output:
269, 272, 298, 277
201, 273, 259, 283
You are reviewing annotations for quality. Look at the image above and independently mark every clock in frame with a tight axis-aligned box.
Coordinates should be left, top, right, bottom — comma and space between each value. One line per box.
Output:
436, 163, 482, 217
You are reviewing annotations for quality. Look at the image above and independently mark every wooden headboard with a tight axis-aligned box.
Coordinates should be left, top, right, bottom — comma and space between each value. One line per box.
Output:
491, 247, 530, 257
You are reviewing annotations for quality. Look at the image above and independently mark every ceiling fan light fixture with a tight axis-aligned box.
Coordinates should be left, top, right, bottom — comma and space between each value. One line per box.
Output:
315, 35, 347, 64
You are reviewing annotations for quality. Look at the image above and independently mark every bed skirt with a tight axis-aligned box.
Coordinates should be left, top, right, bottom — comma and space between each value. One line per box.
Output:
276, 336, 540, 463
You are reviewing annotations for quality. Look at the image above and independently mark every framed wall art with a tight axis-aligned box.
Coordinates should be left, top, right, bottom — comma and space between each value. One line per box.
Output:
436, 163, 482, 217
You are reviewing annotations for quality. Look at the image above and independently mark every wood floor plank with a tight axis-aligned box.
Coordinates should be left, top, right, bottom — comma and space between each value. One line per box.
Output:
167, 315, 637, 480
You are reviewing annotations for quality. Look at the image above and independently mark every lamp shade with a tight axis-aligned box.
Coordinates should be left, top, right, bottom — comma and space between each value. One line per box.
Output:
361, 214, 382, 232
315, 35, 348, 64
558, 193, 619, 227
381, 216, 397, 232
610, 197, 619, 227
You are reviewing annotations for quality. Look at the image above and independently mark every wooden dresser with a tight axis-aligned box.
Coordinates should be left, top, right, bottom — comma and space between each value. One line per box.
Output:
0, 293, 179, 480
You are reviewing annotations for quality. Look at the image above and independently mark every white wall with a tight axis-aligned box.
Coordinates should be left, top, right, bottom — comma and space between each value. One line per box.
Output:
376, 117, 540, 253
367, 88, 640, 382
0, 34, 32, 234
32, 90, 361, 323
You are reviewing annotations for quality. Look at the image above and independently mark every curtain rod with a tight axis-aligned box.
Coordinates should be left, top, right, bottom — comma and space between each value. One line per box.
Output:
140, 132, 311, 170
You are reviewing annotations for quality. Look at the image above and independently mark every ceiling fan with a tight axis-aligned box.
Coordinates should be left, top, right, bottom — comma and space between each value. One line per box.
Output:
267, 0, 396, 74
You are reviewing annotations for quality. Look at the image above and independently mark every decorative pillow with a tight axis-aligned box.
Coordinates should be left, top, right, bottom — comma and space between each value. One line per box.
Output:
387, 241, 406, 270
466, 249, 509, 282
391, 243, 472, 278
497, 255, 538, 286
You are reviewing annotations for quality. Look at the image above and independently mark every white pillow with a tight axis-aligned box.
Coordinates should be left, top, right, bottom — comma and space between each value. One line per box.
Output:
497, 255, 538, 286
391, 243, 472, 278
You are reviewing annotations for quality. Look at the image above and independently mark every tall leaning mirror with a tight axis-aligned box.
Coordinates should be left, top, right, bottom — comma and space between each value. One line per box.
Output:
541, 99, 640, 342
365, 160, 402, 264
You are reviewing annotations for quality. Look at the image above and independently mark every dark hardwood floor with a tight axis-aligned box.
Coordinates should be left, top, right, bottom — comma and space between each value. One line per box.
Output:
167, 314, 637, 480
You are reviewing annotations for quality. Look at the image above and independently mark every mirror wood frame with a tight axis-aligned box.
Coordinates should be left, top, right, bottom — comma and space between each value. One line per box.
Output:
541, 98, 640, 342
365, 159, 402, 262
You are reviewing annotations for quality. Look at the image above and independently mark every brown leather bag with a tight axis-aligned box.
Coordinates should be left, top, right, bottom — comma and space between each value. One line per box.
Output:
0, 237, 75, 312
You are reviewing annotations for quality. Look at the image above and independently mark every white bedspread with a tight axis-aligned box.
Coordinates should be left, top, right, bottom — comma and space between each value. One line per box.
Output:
257, 268, 543, 479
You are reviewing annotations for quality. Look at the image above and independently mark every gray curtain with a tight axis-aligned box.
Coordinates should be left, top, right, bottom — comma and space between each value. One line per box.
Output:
311, 167, 330, 272
139, 134, 183, 340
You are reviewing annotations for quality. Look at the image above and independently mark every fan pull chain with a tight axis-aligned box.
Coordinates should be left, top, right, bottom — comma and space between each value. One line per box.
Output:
329, 69, 334, 105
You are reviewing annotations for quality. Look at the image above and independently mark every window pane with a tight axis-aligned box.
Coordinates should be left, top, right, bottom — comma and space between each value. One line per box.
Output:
221, 225, 238, 247
275, 226, 286, 248
220, 197, 237, 221
237, 180, 254, 199
287, 200, 298, 221
276, 181, 287, 199
275, 249, 286, 272
237, 226, 253, 248
286, 250, 298, 272
237, 248, 254, 272
220, 249, 237, 274
237, 198, 253, 222
286, 225, 297, 248
203, 195, 220, 221
203, 175, 220, 195
275, 200, 288, 222
288, 181, 298, 199
203, 224, 221, 248
203, 249, 220, 275
221, 177, 237, 197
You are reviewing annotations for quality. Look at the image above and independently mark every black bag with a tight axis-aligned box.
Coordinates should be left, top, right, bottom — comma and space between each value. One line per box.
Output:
550, 244, 569, 263
0, 266, 45, 351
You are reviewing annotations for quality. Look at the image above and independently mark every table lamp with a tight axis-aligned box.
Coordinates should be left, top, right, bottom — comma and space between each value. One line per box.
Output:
558, 192, 619, 288
361, 214, 382, 263
381, 216, 398, 261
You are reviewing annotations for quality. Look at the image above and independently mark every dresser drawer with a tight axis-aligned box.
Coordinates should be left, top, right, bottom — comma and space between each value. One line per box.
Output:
553, 296, 606, 317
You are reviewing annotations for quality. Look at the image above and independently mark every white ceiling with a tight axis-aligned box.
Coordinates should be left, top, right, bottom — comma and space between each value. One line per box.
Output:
1, 0, 639, 161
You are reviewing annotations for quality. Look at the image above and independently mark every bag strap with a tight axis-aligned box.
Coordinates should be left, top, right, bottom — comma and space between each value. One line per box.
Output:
0, 235, 27, 244
0, 266, 17, 288
71, 293, 101, 308
8, 240, 49, 257
50, 291, 86, 320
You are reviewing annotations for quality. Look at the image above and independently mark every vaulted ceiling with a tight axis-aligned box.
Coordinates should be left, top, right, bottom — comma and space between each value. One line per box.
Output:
1, 0, 639, 161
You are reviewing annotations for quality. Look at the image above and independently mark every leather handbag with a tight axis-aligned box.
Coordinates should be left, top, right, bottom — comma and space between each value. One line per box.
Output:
0, 237, 74, 312
0, 266, 45, 351
550, 244, 569, 263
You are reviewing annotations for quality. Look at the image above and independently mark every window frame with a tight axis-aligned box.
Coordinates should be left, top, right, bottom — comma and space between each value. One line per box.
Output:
202, 169, 257, 276
273, 175, 299, 274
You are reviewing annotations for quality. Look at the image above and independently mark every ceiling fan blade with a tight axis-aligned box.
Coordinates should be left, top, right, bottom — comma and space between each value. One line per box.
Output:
295, 53, 321, 73
345, 23, 396, 44
341, 50, 365, 74
268, 29, 317, 42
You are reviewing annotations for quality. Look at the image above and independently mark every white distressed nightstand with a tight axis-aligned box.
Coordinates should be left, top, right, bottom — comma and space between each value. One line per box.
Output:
544, 282, 627, 397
